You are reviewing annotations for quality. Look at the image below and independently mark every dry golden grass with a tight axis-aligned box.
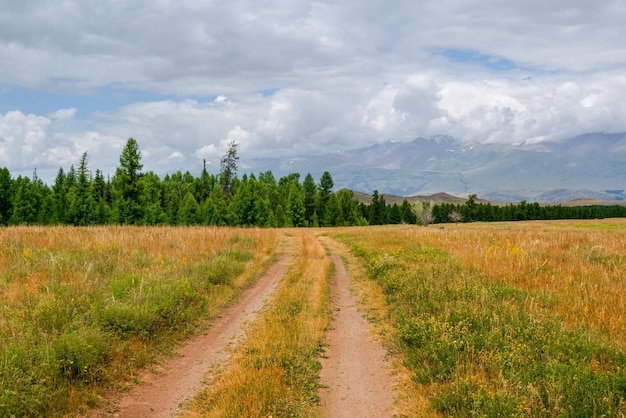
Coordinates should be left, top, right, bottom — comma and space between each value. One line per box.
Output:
328, 220, 626, 416
0, 226, 281, 416
407, 219, 626, 346
333, 220, 626, 346
3, 221, 625, 416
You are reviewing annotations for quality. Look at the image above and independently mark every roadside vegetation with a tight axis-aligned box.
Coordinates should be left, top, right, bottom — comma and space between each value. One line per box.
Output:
331, 220, 626, 416
0, 226, 279, 417
181, 230, 331, 417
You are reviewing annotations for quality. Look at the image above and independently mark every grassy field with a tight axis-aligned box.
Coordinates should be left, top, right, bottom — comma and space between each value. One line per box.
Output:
0, 226, 280, 417
1, 221, 625, 417
330, 219, 626, 416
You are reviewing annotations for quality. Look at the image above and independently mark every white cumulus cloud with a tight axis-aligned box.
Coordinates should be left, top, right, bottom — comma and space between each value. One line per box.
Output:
1, 0, 626, 182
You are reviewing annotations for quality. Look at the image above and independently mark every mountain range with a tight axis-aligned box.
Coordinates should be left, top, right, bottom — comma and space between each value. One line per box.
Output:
242, 133, 626, 203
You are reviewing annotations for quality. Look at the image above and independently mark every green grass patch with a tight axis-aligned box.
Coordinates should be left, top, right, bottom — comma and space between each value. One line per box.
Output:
333, 230, 626, 417
0, 228, 270, 417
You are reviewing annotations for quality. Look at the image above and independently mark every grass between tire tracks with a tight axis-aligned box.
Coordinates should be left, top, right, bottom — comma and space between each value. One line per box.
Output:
180, 230, 331, 417
330, 221, 626, 417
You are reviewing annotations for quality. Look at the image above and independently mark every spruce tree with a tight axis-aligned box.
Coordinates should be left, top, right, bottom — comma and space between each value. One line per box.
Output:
317, 171, 334, 225
0, 167, 13, 225
303, 173, 317, 226
287, 182, 306, 227
9, 177, 38, 225
111, 138, 143, 224
69, 152, 96, 225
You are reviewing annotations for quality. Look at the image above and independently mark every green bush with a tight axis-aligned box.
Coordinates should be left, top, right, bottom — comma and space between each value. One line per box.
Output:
54, 326, 112, 384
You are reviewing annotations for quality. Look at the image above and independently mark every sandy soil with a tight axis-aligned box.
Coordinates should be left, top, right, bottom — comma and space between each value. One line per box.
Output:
91, 246, 291, 417
318, 242, 396, 417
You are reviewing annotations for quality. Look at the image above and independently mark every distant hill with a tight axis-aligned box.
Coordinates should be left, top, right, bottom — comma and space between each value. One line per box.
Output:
349, 190, 626, 207
242, 133, 626, 203
351, 190, 474, 205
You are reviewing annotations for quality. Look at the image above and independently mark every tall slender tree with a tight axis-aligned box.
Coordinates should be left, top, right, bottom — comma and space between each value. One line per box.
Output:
0, 167, 13, 225
317, 171, 334, 225
111, 138, 143, 224
219, 141, 239, 201
287, 181, 306, 227
139, 171, 165, 225
69, 152, 96, 225
9, 177, 39, 225
368, 190, 387, 225
302, 173, 317, 226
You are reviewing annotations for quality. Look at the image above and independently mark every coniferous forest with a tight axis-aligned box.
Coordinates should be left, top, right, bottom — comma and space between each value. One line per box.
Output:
1, 138, 625, 227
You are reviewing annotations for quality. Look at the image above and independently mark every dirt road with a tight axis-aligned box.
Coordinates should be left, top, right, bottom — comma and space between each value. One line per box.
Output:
94, 243, 293, 417
91, 231, 395, 417
318, 238, 396, 417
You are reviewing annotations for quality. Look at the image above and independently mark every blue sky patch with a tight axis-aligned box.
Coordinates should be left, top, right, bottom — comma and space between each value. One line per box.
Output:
258, 87, 280, 97
0, 85, 195, 118
439, 48, 517, 71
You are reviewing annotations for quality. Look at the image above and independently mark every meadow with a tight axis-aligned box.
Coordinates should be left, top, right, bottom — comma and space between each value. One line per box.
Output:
1, 220, 625, 417
330, 219, 626, 416
0, 226, 280, 416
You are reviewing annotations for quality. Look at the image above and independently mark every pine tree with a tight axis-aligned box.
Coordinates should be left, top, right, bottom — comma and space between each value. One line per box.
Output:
198, 159, 215, 202
400, 199, 417, 224
368, 190, 387, 225
50, 167, 70, 223
228, 177, 253, 226
253, 197, 271, 227
208, 184, 227, 225
303, 173, 317, 226
323, 193, 341, 226
388, 203, 402, 224
275, 204, 287, 228
258, 170, 279, 211
178, 191, 201, 225
91, 169, 111, 224
140, 171, 165, 225
287, 182, 306, 227
111, 138, 144, 224
69, 152, 96, 225
337, 189, 362, 226
317, 171, 334, 225
0, 167, 13, 225
9, 177, 38, 225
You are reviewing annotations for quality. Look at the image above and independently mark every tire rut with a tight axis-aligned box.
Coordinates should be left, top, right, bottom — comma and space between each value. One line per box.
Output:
92, 238, 294, 418
318, 236, 395, 417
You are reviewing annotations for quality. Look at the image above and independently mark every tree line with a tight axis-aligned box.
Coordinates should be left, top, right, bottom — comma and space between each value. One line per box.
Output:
0, 138, 417, 227
432, 194, 626, 223
1, 138, 624, 227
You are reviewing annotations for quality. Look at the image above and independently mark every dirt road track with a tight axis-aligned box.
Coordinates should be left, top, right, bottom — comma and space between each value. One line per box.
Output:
93, 242, 292, 417
318, 237, 396, 417
90, 232, 396, 417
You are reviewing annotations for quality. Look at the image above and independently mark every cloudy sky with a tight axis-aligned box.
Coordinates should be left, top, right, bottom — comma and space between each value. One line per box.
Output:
1, 0, 626, 182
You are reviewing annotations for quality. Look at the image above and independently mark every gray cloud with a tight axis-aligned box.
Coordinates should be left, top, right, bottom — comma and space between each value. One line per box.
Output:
2, 0, 626, 182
